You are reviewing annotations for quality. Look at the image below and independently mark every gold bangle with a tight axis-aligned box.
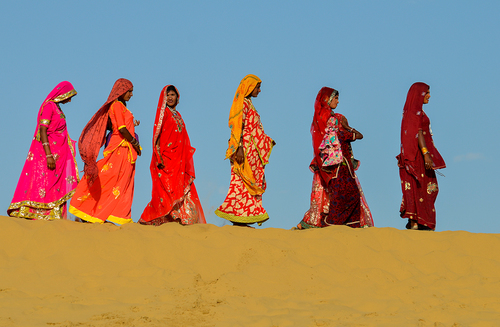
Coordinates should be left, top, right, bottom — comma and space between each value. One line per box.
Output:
421, 147, 429, 155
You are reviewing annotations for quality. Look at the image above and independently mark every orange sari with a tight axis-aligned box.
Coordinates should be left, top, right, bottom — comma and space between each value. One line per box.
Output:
69, 100, 138, 224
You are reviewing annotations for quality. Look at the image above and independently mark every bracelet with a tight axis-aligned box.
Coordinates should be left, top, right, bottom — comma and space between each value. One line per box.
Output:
421, 147, 429, 155
42, 142, 50, 146
46, 154, 53, 158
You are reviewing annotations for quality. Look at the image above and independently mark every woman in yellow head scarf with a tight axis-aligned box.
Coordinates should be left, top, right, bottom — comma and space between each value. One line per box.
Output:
215, 74, 275, 227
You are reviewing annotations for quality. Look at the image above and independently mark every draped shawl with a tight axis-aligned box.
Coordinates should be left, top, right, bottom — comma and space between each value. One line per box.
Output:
398, 82, 445, 179
225, 74, 262, 159
140, 85, 200, 221
310, 87, 339, 186
78, 78, 133, 184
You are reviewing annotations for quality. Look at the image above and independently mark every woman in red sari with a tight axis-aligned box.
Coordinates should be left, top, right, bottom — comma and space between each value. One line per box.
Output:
297, 87, 373, 229
397, 82, 445, 230
215, 74, 275, 227
69, 78, 141, 224
139, 85, 205, 226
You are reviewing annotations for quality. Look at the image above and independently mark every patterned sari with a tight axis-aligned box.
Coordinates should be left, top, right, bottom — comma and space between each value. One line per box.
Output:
397, 82, 445, 230
69, 79, 139, 224
215, 75, 274, 225
299, 87, 373, 229
8, 81, 78, 220
139, 85, 205, 226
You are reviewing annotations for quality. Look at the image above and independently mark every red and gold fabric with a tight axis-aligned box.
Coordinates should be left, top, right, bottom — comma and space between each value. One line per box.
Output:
397, 83, 445, 230
139, 85, 205, 225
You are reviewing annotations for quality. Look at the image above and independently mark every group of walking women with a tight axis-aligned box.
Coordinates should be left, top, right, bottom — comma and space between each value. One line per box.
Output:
7, 76, 445, 231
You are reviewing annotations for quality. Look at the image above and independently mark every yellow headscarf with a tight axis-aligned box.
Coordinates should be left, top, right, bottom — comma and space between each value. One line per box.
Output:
225, 74, 262, 159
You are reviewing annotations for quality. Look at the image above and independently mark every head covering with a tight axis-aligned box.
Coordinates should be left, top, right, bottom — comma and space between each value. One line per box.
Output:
399, 82, 429, 164
399, 82, 445, 175
225, 74, 262, 159
78, 78, 133, 184
310, 87, 338, 185
35, 81, 76, 139
39, 81, 76, 113
152, 85, 180, 160
43, 81, 77, 104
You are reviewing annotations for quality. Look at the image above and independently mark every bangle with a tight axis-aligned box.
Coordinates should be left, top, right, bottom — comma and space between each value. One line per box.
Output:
421, 147, 429, 155
46, 154, 53, 158
42, 142, 50, 146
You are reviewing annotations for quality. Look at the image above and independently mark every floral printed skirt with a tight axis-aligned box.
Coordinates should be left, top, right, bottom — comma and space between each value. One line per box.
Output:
69, 146, 135, 225
399, 154, 439, 230
215, 167, 269, 225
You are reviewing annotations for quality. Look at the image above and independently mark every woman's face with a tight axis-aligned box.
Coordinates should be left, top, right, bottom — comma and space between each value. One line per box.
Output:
122, 87, 134, 102
329, 95, 339, 109
166, 90, 178, 107
250, 83, 261, 98
423, 90, 431, 104
60, 97, 73, 104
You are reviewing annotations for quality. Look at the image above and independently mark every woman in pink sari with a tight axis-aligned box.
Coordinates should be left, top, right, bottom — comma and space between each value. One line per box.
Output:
139, 85, 205, 226
8, 81, 79, 220
296, 87, 373, 229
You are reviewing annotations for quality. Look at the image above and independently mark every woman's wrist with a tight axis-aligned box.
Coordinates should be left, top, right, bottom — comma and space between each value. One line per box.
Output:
421, 147, 429, 155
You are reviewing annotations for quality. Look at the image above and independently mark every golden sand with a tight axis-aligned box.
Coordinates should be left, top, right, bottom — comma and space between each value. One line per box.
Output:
0, 216, 499, 326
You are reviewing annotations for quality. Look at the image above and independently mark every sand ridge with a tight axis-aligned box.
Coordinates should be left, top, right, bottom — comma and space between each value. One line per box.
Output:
0, 216, 499, 326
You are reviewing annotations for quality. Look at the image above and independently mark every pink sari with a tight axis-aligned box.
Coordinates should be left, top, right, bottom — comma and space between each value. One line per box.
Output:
7, 81, 79, 220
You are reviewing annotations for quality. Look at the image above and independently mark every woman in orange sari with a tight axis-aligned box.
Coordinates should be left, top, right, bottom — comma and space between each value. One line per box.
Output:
215, 74, 275, 227
139, 85, 205, 226
69, 78, 141, 224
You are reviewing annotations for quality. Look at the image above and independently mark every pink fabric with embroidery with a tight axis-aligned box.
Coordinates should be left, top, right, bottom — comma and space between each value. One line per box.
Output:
319, 115, 343, 166
8, 81, 79, 220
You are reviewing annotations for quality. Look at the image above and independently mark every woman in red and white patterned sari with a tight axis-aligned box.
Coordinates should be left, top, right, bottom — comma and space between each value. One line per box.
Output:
215, 75, 275, 227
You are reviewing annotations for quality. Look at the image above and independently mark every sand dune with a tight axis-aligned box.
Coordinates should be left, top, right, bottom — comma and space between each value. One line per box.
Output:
0, 216, 499, 326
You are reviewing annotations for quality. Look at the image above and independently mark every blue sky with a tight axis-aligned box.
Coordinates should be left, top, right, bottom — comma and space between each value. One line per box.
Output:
1, 0, 499, 233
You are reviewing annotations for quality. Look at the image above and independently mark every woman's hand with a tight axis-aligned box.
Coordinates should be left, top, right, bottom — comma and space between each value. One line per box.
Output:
46, 155, 56, 170
134, 144, 142, 156
134, 119, 140, 127
119, 127, 141, 156
340, 116, 363, 139
424, 153, 434, 170
233, 145, 244, 164
353, 129, 363, 140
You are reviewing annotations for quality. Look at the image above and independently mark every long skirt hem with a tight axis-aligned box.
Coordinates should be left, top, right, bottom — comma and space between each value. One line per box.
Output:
69, 205, 133, 225
215, 209, 269, 225
8, 190, 75, 220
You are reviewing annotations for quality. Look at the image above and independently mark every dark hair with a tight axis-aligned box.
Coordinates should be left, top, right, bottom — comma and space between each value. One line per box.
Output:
166, 85, 179, 98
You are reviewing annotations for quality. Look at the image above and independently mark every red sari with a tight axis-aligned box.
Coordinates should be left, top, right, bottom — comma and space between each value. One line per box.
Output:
397, 82, 445, 230
139, 86, 205, 225
299, 87, 373, 229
